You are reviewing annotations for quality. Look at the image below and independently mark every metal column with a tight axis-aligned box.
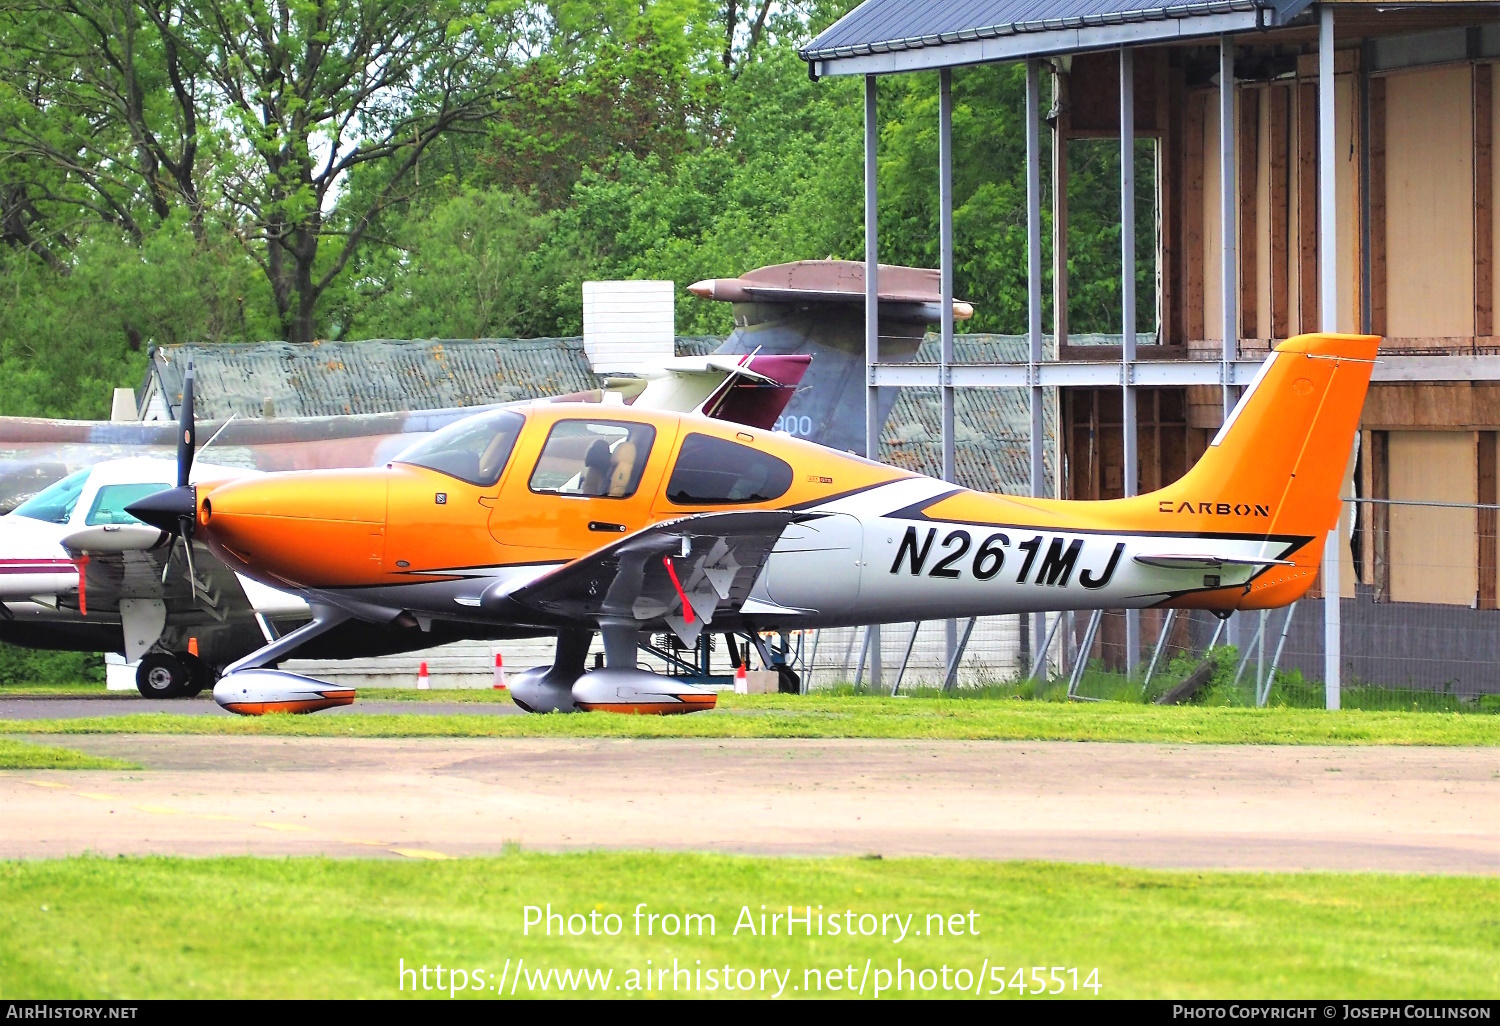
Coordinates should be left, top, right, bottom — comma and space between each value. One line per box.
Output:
1217, 36, 1240, 663
1219, 37, 1238, 418
863, 74, 882, 691
1026, 58, 1048, 676
939, 68, 959, 676
1120, 47, 1141, 674
1318, 5, 1341, 710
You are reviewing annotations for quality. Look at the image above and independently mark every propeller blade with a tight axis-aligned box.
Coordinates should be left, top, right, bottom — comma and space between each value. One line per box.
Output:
180, 519, 198, 605
178, 361, 195, 489
160, 536, 176, 585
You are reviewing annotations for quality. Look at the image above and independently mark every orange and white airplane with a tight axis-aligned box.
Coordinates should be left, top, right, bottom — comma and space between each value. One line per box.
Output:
128, 332, 1378, 715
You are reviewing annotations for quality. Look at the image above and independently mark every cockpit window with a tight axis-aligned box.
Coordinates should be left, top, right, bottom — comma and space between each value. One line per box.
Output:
11, 469, 89, 524
529, 420, 656, 499
666, 433, 793, 505
393, 410, 525, 487
86, 483, 172, 526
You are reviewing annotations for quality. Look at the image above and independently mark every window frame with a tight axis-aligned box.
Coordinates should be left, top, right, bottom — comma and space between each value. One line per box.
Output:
85, 482, 173, 527
665, 432, 795, 507
391, 409, 527, 488
527, 419, 658, 501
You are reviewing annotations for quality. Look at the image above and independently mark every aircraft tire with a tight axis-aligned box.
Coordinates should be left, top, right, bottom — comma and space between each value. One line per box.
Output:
179, 652, 214, 697
135, 652, 190, 699
776, 665, 801, 694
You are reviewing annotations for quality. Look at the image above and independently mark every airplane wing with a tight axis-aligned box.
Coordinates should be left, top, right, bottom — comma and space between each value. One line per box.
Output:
493, 510, 808, 646
69, 535, 271, 654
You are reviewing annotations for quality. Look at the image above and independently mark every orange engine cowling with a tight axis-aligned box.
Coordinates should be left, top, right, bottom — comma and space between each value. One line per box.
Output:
570, 669, 717, 715
212, 668, 355, 716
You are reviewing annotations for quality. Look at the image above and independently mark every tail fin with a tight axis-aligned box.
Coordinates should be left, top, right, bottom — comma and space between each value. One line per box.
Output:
1154, 332, 1378, 606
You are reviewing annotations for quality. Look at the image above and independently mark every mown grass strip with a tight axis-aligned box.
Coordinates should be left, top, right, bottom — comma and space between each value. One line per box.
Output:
0, 737, 136, 770
2, 696, 1498, 745
1, 854, 1495, 999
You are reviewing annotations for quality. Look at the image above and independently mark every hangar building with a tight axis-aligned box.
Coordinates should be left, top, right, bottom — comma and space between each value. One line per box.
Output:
803, 0, 1500, 701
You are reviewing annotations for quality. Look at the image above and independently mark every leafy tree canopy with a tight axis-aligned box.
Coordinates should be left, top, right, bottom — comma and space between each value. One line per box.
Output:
0, 0, 1148, 418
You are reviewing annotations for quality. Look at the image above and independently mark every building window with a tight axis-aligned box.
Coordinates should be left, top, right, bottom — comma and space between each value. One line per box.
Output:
529, 420, 656, 499
666, 433, 793, 505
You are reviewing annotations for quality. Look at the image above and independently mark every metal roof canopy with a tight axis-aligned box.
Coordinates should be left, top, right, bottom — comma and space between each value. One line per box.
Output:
801, 0, 1316, 76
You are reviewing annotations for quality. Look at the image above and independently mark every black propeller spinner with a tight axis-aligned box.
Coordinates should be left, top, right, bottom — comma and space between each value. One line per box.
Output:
125, 362, 201, 599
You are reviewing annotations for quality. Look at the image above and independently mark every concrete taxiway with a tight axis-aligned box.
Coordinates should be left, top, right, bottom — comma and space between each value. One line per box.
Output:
4, 735, 1496, 873
0, 695, 525, 719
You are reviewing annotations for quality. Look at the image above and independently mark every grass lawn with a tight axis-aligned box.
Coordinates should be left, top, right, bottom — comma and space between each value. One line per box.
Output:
0, 854, 1494, 999
0, 738, 134, 770
2, 694, 1498, 745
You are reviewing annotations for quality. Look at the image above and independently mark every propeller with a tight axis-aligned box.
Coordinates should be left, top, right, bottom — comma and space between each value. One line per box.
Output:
125, 361, 200, 602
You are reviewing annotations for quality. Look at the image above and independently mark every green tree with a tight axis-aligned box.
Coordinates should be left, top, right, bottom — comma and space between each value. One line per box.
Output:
0, 0, 528, 343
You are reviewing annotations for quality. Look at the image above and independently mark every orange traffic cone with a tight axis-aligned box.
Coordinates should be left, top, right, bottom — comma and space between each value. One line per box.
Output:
493, 652, 508, 690
187, 637, 199, 657
734, 662, 748, 695
417, 660, 430, 691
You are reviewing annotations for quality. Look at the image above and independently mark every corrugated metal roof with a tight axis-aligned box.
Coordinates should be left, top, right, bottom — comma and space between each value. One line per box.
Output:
802, 0, 1272, 62
147, 333, 1056, 495
880, 335, 1057, 495
148, 338, 723, 420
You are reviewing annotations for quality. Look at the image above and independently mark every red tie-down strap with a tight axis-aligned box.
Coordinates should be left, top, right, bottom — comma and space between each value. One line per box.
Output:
662, 556, 694, 624
73, 554, 89, 616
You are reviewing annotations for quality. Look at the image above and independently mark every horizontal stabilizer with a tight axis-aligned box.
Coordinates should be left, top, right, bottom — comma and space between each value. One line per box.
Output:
1134, 554, 1294, 571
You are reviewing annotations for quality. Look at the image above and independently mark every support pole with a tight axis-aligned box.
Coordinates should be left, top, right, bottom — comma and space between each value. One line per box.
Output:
1319, 5, 1341, 711
893, 621, 922, 696
853, 625, 872, 691
940, 68, 958, 680
1218, 36, 1240, 665
1232, 613, 1268, 688
1142, 607, 1177, 689
1027, 59, 1049, 676
942, 617, 977, 691
1120, 47, 1141, 675
1219, 36, 1238, 418
863, 74, 882, 693
1068, 608, 1104, 698
1261, 601, 1297, 706
1030, 611, 1062, 681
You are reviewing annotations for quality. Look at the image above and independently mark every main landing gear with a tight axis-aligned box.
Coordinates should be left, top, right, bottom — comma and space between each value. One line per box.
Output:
508, 625, 717, 715
135, 651, 214, 699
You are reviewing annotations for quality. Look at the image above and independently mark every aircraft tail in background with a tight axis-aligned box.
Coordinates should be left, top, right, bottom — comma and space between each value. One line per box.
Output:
694, 260, 973, 454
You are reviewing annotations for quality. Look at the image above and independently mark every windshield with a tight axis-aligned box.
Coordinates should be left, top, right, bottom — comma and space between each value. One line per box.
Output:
11, 469, 89, 524
393, 409, 526, 486
86, 483, 172, 526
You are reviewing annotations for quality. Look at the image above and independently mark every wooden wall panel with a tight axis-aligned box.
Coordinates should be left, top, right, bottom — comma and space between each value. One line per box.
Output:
1297, 81, 1320, 333
1385, 65, 1474, 337
1205, 92, 1224, 340
1476, 63, 1493, 339
1336, 73, 1361, 333
1479, 431, 1497, 609
1164, 62, 1183, 345
1184, 91, 1207, 341
1369, 76, 1387, 338
1388, 431, 1478, 606
1240, 87, 1260, 340
1268, 85, 1292, 340
1370, 430, 1390, 601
